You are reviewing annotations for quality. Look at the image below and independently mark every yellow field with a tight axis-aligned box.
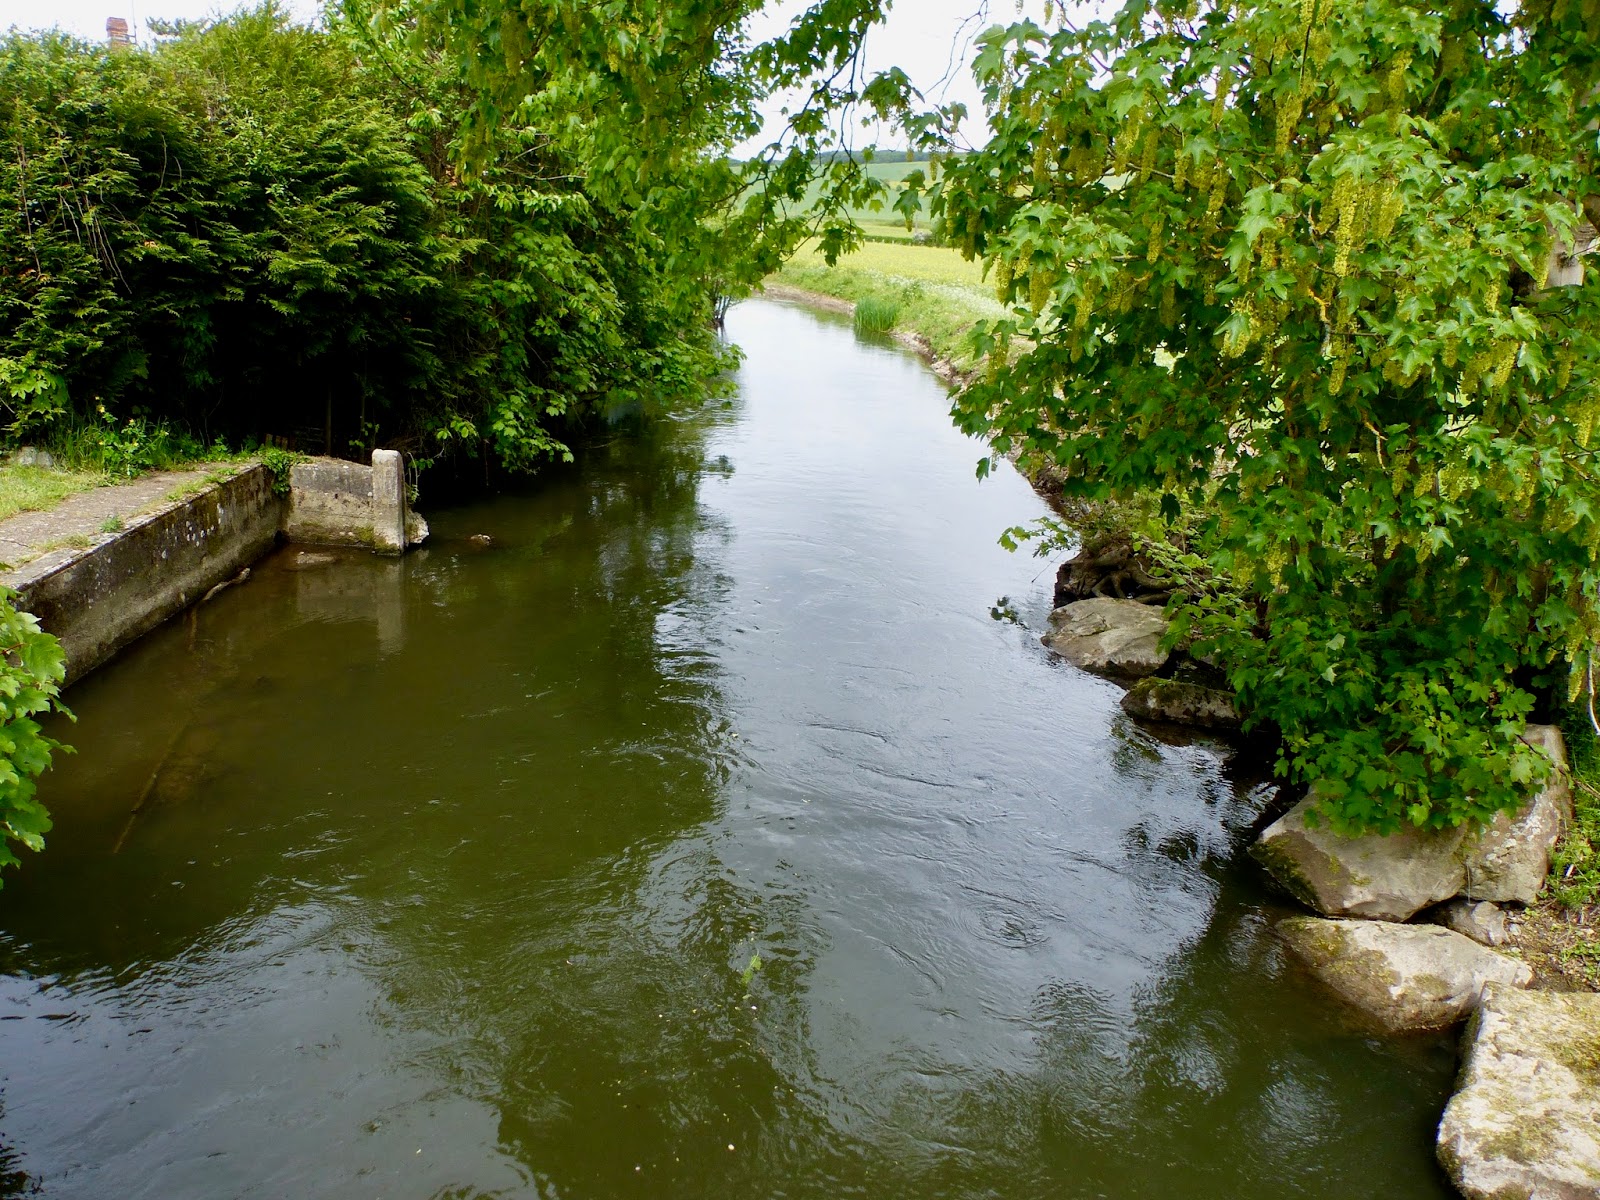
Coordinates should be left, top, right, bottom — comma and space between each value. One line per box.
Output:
788, 237, 990, 289
770, 237, 1006, 366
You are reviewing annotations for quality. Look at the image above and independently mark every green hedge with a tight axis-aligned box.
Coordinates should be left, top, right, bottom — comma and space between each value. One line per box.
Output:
0, 8, 733, 472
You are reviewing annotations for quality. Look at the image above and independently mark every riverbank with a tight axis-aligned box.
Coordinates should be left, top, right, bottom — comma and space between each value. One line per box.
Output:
764, 238, 1001, 377
770, 269, 1600, 988
771, 273, 1600, 1193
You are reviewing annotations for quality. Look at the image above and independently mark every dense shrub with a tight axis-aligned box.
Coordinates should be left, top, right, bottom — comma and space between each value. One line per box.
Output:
0, 5, 737, 473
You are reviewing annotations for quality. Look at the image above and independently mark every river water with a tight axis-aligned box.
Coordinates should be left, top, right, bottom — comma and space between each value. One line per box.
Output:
0, 299, 1456, 1199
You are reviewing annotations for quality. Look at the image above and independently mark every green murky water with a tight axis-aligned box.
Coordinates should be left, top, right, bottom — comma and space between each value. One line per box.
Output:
0, 300, 1456, 1199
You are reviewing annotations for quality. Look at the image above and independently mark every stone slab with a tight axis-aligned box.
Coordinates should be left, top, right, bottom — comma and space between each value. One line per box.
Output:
1042, 597, 1170, 678
1438, 985, 1600, 1199
1278, 917, 1531, 1034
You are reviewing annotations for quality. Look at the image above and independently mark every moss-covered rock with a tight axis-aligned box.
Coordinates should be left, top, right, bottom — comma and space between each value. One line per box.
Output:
1464, 725, 1573, 905
1253, 725, 1571, 918
1119, 676, 1241, 732
1438, 985, 1600, 1199
1276, 916, 1531, 1033
1253, 795, 1470, 920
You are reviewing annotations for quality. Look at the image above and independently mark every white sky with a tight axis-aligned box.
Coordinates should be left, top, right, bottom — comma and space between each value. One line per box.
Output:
0, 0, 1061, 152
739, 0, 1054, 154
0, 0, 321, 39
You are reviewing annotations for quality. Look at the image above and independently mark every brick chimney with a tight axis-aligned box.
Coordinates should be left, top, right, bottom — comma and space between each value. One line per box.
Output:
106, 17, 131, 48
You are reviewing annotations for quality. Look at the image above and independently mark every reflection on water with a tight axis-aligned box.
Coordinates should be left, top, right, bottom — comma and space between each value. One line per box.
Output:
0, 300, 1454, 1199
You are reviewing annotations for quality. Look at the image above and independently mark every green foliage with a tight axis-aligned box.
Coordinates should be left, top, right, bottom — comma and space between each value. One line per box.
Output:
257, 447, 302, 497
82, 410, 202, 478
901, 0, 1600, 833
739, 952, 763, 991
0, 590, 69, 887
0, 357, 67, 434
0, 4, 738, 478
853, 295, 901, 336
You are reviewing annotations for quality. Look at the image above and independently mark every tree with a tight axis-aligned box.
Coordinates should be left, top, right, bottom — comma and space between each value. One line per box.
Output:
0, 5, 750, 471
901, 0, 1599, 831
350, 0, 1600, 831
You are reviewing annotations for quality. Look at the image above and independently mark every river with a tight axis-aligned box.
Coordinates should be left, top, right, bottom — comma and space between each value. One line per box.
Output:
0, 299, 1457, 1199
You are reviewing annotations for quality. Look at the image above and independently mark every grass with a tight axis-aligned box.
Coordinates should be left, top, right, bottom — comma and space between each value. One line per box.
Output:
36, 533, 92, 556
0, 465, 107, 522
0, 422, 251, 528
770, 238, 1006, 366
1552, 703, 1600, 909
796, 237, 990, 287
99, 515, 125, 534
853, 295, 901, 336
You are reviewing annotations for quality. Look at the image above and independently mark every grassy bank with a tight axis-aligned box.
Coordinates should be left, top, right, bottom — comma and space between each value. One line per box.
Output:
1554, 709, 1600, 911
0, 418, 247, 525
0, 466, 108, 523
768, 239, 1004, 367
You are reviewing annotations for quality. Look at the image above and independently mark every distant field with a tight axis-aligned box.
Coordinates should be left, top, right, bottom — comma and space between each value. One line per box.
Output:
770, 238, 1004, 366
762, 155, 949, 235
787, 238, 990, 288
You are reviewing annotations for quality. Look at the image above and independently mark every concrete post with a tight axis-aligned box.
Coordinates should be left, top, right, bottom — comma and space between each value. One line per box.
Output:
370, 449, 407, 556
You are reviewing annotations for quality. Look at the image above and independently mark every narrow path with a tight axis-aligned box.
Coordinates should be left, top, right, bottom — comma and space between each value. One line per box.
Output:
0, 463, 240, 577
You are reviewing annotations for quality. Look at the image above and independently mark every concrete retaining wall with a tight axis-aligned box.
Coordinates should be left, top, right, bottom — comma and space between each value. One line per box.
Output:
284, 451, 422, 554
12, 453, 429, 687
13, 466, 285, 687
283, 459, 374, 549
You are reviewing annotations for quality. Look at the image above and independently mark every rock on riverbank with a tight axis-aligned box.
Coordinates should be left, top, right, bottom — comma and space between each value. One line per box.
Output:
1431, 899, 1511, 948
1119, 676, 1241, 731
1277, 917, 1531, 1033
1438, 985, 1600, 1199
1041, 597, 1170, 678
1252, 726, 1572, 920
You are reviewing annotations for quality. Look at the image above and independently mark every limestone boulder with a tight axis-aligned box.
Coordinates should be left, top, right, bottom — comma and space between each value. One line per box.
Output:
1120, 677, 1241, 732
1438, 985, 1600, 1200
1277, 917, 1532, 1034
9, 446, 55, 468
1253, 724, 1571, 920
1460, 725, 1573, 905
1252, 793, 1470, 920
1431, 899, 1511, 948
406, 511, 430, 548
1042, 598, 1170, 678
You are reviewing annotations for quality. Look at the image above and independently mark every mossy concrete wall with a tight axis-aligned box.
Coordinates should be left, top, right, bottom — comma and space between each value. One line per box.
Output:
12, 465, 285, 686
12, 456, 428, 688
283, 459, 374, 549
283, 452, 421, 555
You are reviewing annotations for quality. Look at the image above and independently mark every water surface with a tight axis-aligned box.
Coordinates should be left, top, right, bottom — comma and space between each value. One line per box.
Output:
0, 300, 1456, 1199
